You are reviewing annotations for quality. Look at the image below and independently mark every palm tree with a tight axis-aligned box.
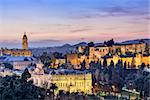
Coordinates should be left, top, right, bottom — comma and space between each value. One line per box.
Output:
49, 83, 58, 100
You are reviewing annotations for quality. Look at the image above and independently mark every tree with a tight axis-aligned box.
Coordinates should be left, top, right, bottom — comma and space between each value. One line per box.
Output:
49, 83, 58, 100
104, 39, 114, 46
108, 60, 114, 80
51, 70, 56, 75
58, 90, 65, 99
53, 52, 63, 59
24, 57, 29, 61
141, 63, 145, 71
123, 61, 127, 79
116, 60, 121, 71
134, 74, 150, 97
80, 60, 86, 71
116, 48, 121, 55
0, 75, 45, 100
99, 60, 102, 67
145, 43, 149, 54
40, 52, 51, 67
120, 60, 124, 77
110, 60, 114, 69
103, 58, 107, 68
88, 42, 94, 47
124, 61, 127, 70
128, 62, 130, 68
120, 60, 123, 68
98, 60, 102, 70
3, 63, 13, 70
21, 68, 31, 81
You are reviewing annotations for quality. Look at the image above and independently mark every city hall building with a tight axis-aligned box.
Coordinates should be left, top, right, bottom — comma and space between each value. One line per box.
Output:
31, 70, 92, 94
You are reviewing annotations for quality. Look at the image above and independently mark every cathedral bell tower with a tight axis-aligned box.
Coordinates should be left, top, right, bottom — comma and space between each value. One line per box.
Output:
22, 32, 28, 50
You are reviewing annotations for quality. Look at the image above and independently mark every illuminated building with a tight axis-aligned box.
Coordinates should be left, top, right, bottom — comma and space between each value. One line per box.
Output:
50, 58, 66, 69
94, 45, 110, 58
1, 32, 32, 57
22, 32, 28, 50
31, 71, 92, 94
0, 56, 37, 70
100, 54, 150, 69
51, 73, 92, 94
70, 40, 150, 69
112, 42, 147, 55
66, 53, 80, 69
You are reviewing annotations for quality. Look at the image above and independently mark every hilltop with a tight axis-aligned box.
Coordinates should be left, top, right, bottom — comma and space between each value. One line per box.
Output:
30, 39, 150, 56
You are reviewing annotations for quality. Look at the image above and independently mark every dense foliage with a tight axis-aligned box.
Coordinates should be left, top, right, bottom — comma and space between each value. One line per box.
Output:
0, 69, 45, 100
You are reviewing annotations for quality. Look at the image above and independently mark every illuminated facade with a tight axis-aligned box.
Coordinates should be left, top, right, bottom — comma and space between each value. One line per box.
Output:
51, 73, 92, 94
66, 53, 80, 69
78, 42, 147, 58
31, 73, 92, 94
50, 58, 66, 69
1, 32, 32, 57
111, 42, 147, 55
1, 49, 32, 57
94, 46, 110, 58
78, 46, 86, 53
103, 54, 150, 69
77, 53, 150, 69
69, 41, 150, 69
22, 33, 28, 50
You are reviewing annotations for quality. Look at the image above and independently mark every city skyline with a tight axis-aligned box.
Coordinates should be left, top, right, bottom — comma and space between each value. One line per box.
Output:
0, 0, 149, 48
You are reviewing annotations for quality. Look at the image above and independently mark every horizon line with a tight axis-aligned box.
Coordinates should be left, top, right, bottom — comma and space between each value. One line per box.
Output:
1, 38, 149, 49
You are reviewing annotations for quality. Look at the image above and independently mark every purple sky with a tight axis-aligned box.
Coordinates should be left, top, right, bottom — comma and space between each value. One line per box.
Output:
0, 0, 149, 48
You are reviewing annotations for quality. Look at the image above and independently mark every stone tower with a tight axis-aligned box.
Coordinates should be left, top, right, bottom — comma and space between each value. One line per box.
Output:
22, 32, 28, 49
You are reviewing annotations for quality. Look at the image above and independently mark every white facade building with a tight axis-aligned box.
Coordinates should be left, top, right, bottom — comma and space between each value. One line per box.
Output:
0, 56, 37, 70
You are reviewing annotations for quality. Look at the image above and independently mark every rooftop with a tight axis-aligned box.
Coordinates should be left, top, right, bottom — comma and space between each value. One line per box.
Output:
0, 55, 36, 62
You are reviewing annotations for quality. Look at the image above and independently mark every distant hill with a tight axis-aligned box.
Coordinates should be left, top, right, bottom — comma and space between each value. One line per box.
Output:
31, 42, 88, 56
122, 39, 150, 45
73, 42, 87, 47
30, 39, 150, 57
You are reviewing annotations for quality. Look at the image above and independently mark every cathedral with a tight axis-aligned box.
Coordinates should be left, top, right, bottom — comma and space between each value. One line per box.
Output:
1, 32, 32, 57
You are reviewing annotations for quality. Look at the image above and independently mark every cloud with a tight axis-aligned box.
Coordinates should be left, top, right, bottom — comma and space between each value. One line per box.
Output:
144, 17, 150, 20
102, 6, 148, 16
31, 39, 62, 43
70, 5, 148, 20
0, 40, 19, 44
70, 28, 90, 33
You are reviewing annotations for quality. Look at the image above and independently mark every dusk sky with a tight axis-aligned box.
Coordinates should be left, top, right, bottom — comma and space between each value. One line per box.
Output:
0, 0, 149, 48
